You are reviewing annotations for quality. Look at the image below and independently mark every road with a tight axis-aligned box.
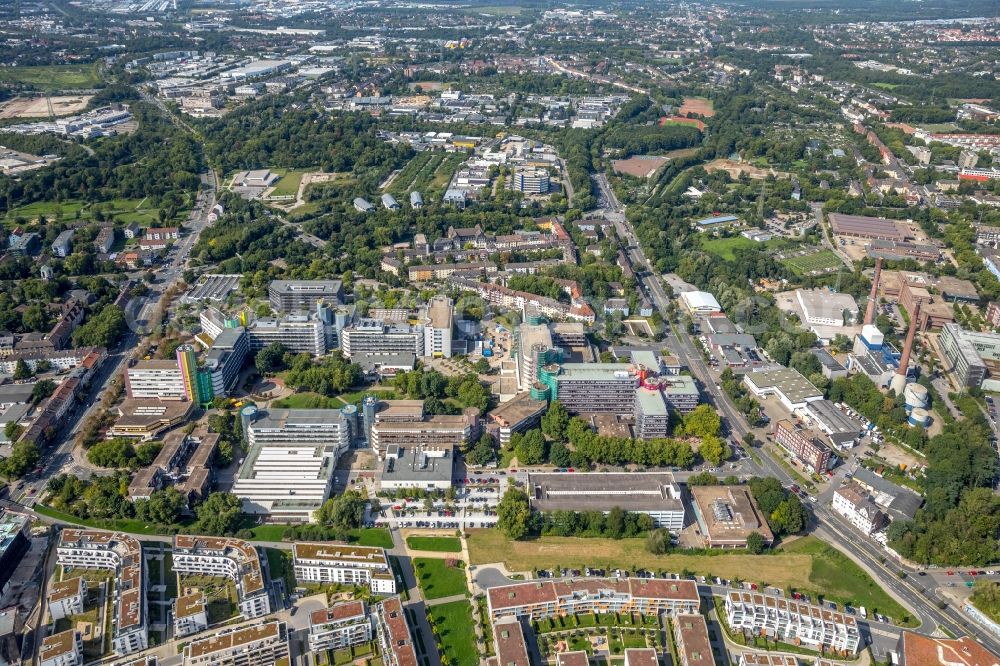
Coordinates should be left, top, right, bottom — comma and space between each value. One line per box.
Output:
601, 171, 1000, 655
8, 168, 218, 508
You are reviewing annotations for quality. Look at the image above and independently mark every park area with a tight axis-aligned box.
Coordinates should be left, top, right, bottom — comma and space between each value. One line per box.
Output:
679, 96, 715, 117
0, 95, 93, 119
0, 64, 102, 91
467, 531, 914, 624
534, 612, 662, 658
406, 535, 462, 553
414, 557, 468, 600
427, 600, 478, 666
3, 197, 187, 231
778, 249, 843, 275
700, 235, 788, 261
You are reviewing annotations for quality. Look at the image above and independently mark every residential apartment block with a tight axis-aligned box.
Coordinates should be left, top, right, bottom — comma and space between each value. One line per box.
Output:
493, 616, 531, 666
674, 614, 715, 666
173, 593, 209, 638
171, 535, 271, 620
307, 600, 373, 652
724, 591, 861, 654
47, 577, 86, 621
292, 542, 396, 594
373, 598, 418, 666
56, 530, 148, 655
487, 578, 699, 622
182, 620, 289, 666
39, 629, 82, 666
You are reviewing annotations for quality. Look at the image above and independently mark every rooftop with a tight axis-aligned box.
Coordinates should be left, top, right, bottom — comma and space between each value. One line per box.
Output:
293, 542, 388, 565
174, 592, 206, 619
48, 577, 84, 603
186, 620, 284, 659
310, 600, 367, 627
382, 446, 454, 484
493, 616, 531, 666
745, 367, 822, 405
40, 629, 77, 660
689, 486, 775, 545
900, 632, 1000, 665
488, 393, 548, 427
828, 213, 906, 241
528, 472, 682, 514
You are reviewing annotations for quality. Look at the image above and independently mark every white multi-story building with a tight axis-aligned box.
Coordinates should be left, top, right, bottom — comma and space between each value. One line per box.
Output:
247, 314, 327, 356
292, 542, 396, 594
423, 296, 454, 358
47, 577, 86, 621
307, 600, 373, 652
56, 530, 148, 655
125, 360, 187, 401
342, 319, 425, 358
373, 598, 418, 666
173, 593, 209, 638
724, 590, 861, 655
182, 620, 289, 666
39, 629, 82, 666
832, 484, 887, 535
235, 408, 350, 522
171, 536, 271, 620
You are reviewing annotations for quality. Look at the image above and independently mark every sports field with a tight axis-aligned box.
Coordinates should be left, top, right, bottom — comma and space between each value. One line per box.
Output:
679, 96, 715, 117
781, 249, 843, 275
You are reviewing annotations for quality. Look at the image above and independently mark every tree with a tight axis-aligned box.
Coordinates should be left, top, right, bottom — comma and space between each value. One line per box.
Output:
473, 358, 491, 374
135, 441, 163, 466
680, 404, 721, 438
13, 359, 32, 380
0, 441, 39, 479
541, 400, 570, 442
606, 507, 626, 539
196, 492, 244, 534
749, 477, 788, 516
255, 342, 289, 375
30, 379, 56, 406
314, 491, 366, 530
645, 528, 672, 555
87, 439, 137, 468
136, 487, 187, 525
687, 471, 720, 486
466, 433, 496, 467
496, 488, 532, 540
771, 497, 808, 535
746, 531, 766, 554
548, 442, 572, 467
699, 435, 731, 467
4, 421, 23, 442
513, 429, 547, 465
73, 304, 127, 348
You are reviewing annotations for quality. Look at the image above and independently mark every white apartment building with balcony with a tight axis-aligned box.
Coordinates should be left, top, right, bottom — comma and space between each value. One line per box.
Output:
39, 629, 83, 666
56, 530, 148, 655
292, 542, 397, 594
235, 408, 350, 522
171, 535, 271, 620
307, 600, 373, 652
182, 620, 289, 666
47, 577, 86, 621
173, 592, 209, 638
724, 590, 861, 655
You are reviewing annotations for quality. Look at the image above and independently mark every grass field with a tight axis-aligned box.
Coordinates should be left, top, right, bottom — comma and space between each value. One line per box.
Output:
352, 528, 393, 549
701, 235, 788, 261
781, 249, 843, 275
4, 197, 181, 230
271, 392, 344, 409
0, 64, 101, 91
414, 558, 468, 600
406, 536, 462, 553
467, 531, 913, 623
270, 169, 311, 197
779, 537, 915, 625
428, 601, 478, 666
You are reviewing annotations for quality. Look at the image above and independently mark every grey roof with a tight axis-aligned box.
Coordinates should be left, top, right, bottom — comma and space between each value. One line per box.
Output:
528, 472, 683, 513
804, 399, 864, 436
709, 333, 758, 349
851, 467, 922, 521
253, 408, 346, 429
382, 447, 454, 484
212, 327, 246, 349
0, 383, 36, 405
811, 348, 846, 373
350, 352, 417, 371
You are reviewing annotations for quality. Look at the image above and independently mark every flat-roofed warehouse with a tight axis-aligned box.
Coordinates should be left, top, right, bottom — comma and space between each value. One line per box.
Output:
828, 213, 907, 242
528, 472, 685, 531
689, 485, 775, 549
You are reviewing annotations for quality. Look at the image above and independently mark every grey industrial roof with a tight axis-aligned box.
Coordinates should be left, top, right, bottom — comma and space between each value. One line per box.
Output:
804, 400, 864, 436
381, 447, 454, 483
810, 348, 846, 373
745, 367, 821, 404
528, 472, 683, 513
0, 383, 36, 405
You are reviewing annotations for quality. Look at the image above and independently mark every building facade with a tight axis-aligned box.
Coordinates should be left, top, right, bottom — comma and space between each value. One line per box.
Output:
182, 621, 289, 666
171, 536, 271, 620
307, 600, 373, 652
724, 591, 861, 654
292, 542, 396, 594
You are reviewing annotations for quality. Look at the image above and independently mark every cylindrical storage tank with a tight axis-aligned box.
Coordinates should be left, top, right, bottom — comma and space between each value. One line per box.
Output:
903, 384, 929, 413
239, 404, 258, 441
907, 407, 930, 427
530, 382, 551, 402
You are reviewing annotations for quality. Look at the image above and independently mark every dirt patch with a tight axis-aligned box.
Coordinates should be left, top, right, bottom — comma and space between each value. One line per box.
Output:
704, 158, 791, 180
660, 116, 705, 131
409, 81, 446, 91
0, 95, 93, 119
612, 155, 669, 178
679, 96, 714, 118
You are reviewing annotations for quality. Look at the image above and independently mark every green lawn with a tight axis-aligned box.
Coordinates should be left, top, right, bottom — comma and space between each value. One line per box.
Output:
271, 392, 344, 409
779, 537, 916, 626
33, 504, 196, 535
265, 548, 295, 589
4, 197, 181, 230
406, 536, 462, 553
350, 528, 393, 549
335, 388, 398, 405
414, 558, 468, 600
271, 169, 311, 197
781, 249, 843, 275
0, 64, 101, 91
428, 601, 478, 666
701, 235, 790, 261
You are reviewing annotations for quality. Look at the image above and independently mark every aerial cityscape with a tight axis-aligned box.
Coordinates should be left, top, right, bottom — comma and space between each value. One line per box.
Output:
0, 0, 998, 665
